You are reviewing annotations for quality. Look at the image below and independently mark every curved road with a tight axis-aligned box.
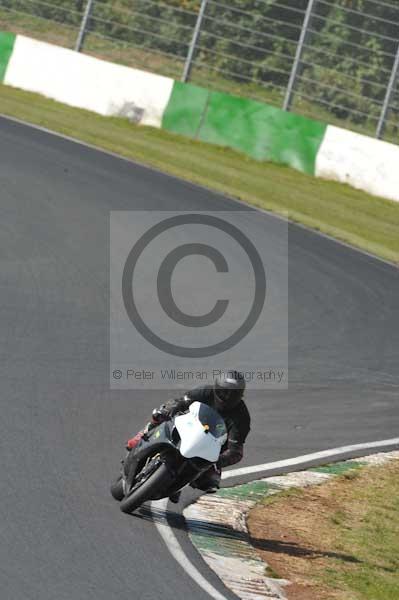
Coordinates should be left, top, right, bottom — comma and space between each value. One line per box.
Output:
1, 116, 398, 600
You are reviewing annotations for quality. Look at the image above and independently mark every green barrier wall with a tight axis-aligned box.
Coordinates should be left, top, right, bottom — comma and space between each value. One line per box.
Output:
0, 32, 15, 82
162, 81, 209, 139
162, 81, 327, 175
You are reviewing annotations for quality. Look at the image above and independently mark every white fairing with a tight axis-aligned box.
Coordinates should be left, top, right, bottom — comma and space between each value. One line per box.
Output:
174, 402, 227, 463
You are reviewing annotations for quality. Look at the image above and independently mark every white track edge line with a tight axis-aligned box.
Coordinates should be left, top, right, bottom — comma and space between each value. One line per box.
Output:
151, 498, 229, 600
151, 437, 399, 600
222, 437, 399, 479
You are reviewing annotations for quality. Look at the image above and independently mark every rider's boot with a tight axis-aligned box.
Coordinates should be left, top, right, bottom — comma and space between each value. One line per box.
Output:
126, 430, 145, 451
126, 424, 151, 451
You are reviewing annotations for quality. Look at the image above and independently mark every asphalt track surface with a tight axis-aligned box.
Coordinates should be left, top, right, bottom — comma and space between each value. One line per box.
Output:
1, 116, 398, 600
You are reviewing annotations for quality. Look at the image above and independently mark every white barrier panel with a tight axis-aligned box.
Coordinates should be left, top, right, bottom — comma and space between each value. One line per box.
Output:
316, 125, 399, 203
4, 36, 174, 127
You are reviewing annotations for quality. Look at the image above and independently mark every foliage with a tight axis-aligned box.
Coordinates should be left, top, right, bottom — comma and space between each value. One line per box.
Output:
299, 0, 398, 123
1, 0, 83, 26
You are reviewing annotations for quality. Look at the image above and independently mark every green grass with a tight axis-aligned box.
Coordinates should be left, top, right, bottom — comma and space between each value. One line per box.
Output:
1, 83, 399, 263
322, 463, 399, 600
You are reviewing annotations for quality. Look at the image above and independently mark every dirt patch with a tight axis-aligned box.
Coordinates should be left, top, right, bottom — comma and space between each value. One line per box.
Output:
247, 462, 399, 600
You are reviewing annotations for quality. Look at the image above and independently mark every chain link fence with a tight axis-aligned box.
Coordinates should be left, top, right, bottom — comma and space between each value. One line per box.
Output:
0, 0, 398, 142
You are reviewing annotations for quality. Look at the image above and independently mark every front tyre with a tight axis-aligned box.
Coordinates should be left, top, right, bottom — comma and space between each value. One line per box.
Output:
110, 475, 124, 501
120, 462, 172, 514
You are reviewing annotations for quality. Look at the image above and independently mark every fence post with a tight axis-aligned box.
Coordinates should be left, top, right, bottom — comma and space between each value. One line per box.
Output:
283, 0, 316, 112
182, 0, 208, 83
75, 0, 95, 53
376, 43, 399, 139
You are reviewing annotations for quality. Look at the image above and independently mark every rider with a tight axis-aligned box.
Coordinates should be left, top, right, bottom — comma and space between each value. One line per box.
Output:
126, 370, 250, 501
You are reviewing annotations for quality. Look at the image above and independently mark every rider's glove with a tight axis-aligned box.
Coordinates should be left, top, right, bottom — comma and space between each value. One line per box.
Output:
219, 440, 244, 467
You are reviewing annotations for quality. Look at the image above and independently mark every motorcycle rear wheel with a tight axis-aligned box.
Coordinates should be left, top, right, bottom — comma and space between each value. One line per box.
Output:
120, 461, 172, 514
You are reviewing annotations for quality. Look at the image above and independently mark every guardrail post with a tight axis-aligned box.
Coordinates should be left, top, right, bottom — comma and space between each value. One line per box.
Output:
182, 0, 208, 83
75, 0, 95, 53
376, 43, 399, 139
283, 0, 316, 111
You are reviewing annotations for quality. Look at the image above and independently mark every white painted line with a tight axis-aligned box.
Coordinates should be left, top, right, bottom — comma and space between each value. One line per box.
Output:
222, 437, 399, 479
151, 498, 229, 600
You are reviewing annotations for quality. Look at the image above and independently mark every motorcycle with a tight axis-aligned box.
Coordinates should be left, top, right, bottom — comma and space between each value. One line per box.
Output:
110, 401, 228, 514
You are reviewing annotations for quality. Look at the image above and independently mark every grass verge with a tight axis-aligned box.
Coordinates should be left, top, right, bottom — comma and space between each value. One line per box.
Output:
247, 461, 399, 600
1, 83, 399, 263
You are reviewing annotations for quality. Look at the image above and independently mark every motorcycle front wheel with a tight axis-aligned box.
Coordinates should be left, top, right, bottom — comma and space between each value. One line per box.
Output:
110, 475, 124, 501
120, 461, 173, 514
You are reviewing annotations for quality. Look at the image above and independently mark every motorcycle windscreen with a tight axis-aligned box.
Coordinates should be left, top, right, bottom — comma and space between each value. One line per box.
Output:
175, 401, 227, 462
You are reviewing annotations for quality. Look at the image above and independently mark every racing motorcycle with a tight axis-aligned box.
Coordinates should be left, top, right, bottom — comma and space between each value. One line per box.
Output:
110, 401, 227, 514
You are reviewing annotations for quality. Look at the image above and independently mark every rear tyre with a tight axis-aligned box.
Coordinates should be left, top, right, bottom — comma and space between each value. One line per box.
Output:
120, 462, 172, 514
110, 476, 124, 501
